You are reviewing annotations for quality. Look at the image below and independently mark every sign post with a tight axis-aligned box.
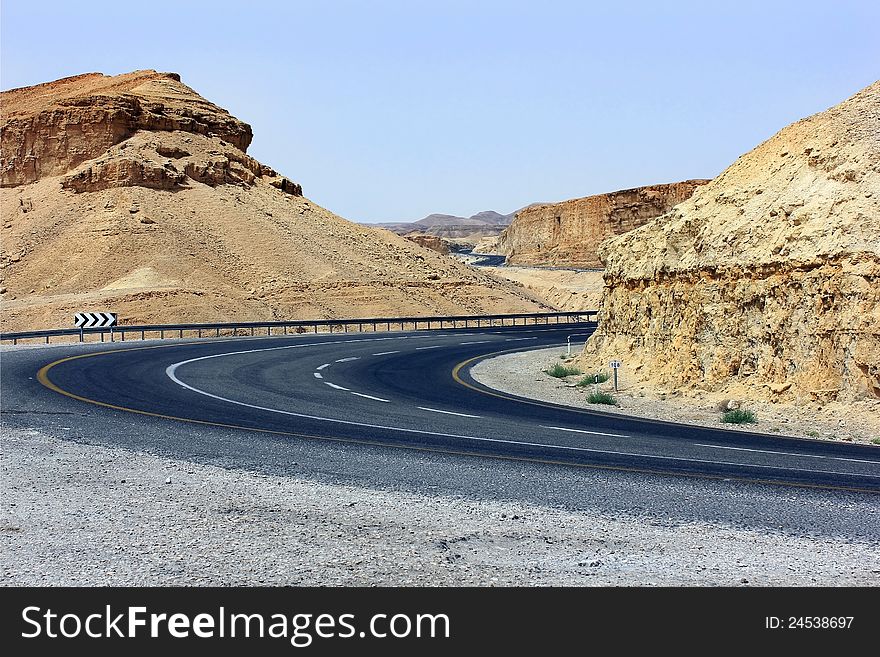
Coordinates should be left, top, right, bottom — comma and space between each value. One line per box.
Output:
609, 360, 621, 392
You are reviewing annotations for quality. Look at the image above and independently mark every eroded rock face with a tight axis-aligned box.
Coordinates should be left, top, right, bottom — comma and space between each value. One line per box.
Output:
579, 81, 880, 403
0, 70, 545, 331
404, 233, 450, 254
1, 70, 256, 187
498, 181, 708, 268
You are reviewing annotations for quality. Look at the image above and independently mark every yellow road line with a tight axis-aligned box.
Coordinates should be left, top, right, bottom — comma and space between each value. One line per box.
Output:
31, 341, 879, 495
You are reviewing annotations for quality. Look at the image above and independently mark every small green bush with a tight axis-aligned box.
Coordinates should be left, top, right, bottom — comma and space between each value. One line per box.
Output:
576, 372, 609, 387
806, 430, 820, 438
721, 408, 757, 424
871, 437, 880, 446
545, 363, 582, 378
587, 391, 616, 405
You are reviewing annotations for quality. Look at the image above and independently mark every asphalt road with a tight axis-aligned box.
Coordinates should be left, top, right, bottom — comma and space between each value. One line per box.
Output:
2, 324, 879, 539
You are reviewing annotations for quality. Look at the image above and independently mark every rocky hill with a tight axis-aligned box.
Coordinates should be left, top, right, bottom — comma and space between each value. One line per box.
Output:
373, 209, 518, 245
403, 233, 449, 254
497, 181, 709, 268
0, 71, 546, 331
579, 81, 880, 403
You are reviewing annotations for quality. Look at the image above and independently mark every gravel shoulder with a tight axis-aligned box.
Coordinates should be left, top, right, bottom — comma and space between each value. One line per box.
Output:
2, 426, 879, 586
471, 347, 880, 445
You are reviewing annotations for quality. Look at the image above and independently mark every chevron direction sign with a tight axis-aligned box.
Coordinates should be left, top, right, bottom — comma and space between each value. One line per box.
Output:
74, 312, 118, 328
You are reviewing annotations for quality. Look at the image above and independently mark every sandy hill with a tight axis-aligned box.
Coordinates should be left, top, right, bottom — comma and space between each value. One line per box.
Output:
0, 71, 546, 331
497, 181, 709, 268
579, 81, 880, 403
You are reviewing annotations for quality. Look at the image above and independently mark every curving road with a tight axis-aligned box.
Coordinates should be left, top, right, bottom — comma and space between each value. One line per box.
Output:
6, 323, 879, 494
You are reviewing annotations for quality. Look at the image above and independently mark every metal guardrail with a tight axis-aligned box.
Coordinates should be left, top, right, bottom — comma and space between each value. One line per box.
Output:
1, 311, 598, 345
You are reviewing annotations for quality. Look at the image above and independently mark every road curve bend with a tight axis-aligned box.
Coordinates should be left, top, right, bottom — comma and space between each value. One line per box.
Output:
12, 324, 880, 494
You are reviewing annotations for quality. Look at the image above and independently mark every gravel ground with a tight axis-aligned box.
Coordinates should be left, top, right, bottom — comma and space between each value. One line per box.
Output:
471, 347, 880, 445
2, 426, 878, 586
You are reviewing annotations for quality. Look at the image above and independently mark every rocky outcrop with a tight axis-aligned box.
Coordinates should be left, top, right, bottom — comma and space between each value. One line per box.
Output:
498, 181, 709, 268
1, 70, 253, 187
579, 81, 880, 403
0, 70, 545, 331
404, 233, 450, 254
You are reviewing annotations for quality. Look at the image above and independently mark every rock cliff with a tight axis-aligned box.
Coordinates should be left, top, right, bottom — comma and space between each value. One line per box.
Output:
0, 71, 545, 331
403, 233, 450, 254
498, 181, 708, 268
579, 81, 880, 403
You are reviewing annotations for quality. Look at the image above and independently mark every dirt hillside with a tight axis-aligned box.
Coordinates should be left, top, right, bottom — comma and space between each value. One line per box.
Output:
0, 71, 545, 331
579, 81, 880, 404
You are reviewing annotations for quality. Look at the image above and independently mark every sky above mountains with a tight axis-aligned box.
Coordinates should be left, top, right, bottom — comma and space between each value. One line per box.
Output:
2, 0, 878, 223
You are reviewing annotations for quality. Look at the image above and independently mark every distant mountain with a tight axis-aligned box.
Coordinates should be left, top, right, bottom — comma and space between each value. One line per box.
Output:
372, 209, 517, 235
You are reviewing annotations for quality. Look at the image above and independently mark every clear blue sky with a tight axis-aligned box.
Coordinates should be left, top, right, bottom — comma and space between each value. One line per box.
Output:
2, 0, 878, 222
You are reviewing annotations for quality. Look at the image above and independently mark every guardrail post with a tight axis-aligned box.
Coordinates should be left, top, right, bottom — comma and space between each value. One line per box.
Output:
179, 329, 183, 339
250, 327, 254, 337
161, 330, 164, 339
100, 332, 104, 343
216, 328, 220, 337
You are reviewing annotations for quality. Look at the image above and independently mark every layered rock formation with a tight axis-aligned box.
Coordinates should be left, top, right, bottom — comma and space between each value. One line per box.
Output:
0, 71, 545, 331
579, 81, 880, 403
403, 233, 450, 254
498, 181, 709, 268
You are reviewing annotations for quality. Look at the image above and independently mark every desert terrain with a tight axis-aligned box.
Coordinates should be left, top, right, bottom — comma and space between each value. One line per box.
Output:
0, 71, 546, 333
578, 81, 880, 405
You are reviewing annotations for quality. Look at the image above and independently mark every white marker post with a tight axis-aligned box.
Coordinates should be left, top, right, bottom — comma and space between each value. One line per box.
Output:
609, 360, 621, 392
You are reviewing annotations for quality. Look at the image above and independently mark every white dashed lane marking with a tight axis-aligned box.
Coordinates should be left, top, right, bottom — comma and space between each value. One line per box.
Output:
541, 425, 630, 439
335, 357, 360, 363
505, 337, 538, 342
351, 392, 391, 403
460, 341, 489, 345
323, 382, 349, 391
313, 372, 323, 379
415, 345, 442, 351
417, 407, 482, 418
316, 363, 331, 370
372, 351, 400, 356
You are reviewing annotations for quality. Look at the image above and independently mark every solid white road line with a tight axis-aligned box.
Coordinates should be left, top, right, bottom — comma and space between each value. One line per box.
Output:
335, 357, 360, 363
323, 382, 349, 391
541, 425, 630, 438
415, 345, 442, 350
313, 372, 323, 379
316, 363, 331, 370
372, 351, 400, 356
166, 357, 876, 479
165, 343, 875, 479
417, 407, 482, 418
351, 392, 391, 403
695, 443, 880, 465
